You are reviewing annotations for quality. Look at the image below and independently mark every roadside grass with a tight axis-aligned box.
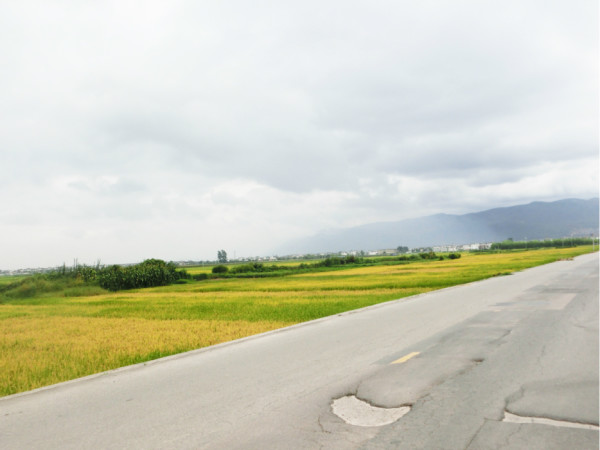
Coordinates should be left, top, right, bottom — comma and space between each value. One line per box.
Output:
0, 246, 594, 396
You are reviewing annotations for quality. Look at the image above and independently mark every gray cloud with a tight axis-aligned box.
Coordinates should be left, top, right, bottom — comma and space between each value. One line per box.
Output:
0, 0, 597, 269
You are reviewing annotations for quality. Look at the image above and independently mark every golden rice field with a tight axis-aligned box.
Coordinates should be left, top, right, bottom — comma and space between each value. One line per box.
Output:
0, 246, 594, 397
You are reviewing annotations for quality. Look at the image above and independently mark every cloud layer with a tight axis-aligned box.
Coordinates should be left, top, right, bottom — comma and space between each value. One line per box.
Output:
1, 1, 597, 269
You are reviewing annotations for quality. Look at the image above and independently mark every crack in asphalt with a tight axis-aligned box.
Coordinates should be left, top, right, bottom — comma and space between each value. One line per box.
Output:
531, 342, 549, 375
502, 422, 523, 448
463, 418, 487, 450
317, 415, 332, 435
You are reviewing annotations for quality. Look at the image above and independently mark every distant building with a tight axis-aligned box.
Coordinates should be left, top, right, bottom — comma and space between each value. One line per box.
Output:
433, 243, 492, 252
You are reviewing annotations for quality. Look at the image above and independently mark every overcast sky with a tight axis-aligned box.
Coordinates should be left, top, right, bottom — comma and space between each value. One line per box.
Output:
1, 1, 598, 269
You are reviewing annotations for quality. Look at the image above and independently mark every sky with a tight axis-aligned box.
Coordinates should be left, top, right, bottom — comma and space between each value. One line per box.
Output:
1, 1, 598, 270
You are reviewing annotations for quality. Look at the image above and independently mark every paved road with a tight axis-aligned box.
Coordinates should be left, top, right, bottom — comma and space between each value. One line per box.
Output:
1, 253, 598, 449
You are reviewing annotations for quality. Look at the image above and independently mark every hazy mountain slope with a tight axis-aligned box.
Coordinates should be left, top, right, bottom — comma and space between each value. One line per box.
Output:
470, 198, 599, 240
278, 198, 599, 254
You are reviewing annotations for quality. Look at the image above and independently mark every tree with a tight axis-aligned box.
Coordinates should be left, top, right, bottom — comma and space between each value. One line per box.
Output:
217, 250, 228, 263
397, 246, 409, 254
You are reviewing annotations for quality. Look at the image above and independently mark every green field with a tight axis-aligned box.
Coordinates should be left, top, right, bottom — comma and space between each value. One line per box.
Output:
0, 246, 594, 397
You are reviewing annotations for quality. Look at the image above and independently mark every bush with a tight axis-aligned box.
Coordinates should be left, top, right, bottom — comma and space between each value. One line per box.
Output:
448, 253, 461, 259
75, 266, 97, 282
97, 259, 185, 291
316, 255, 363, 268
97, 265, 126, 291
419, 251, 438, 260
321, 256, 341, 267
212, 265, 229, 274
231, 263, 264, 274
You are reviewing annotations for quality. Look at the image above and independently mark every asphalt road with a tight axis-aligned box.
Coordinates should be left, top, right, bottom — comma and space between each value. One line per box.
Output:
1, 253, 598, 449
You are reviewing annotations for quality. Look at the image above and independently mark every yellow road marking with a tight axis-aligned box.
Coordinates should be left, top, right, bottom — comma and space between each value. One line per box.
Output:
391, 351, 420, 365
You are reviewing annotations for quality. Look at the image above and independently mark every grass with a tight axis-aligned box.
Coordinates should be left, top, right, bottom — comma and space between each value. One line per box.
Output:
0, 275, 26, 287
0, 246, 594, 397
0, 274, 108, 300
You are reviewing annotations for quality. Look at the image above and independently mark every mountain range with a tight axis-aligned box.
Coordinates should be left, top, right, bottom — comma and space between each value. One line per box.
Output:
279, 198, 599, 254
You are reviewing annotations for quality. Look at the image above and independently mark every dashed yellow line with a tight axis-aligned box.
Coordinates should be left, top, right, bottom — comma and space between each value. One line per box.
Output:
391, 351, 420, 365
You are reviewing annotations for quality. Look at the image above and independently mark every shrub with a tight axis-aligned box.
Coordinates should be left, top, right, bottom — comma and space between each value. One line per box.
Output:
97, 265, 125, 291
212, 265, 229, 274
419, 251, 438, 260
231, 263, 263, 274
321, 256, 341, 267
97, 259, 185, 291
316, 255, 363, 268
448, 253, 461, 259
75, 266, 97, 282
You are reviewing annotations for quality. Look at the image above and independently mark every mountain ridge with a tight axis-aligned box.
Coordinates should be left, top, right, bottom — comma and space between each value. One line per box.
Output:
278, 198, 599, 254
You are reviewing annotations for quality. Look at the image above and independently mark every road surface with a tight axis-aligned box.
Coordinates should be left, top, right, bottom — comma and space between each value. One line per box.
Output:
1, 253, 598, 449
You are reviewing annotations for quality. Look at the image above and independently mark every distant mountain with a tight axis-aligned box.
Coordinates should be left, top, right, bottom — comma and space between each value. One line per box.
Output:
279, 198, 599, 254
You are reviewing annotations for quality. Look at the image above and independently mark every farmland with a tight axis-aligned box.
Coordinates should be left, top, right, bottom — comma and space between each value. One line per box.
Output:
0, 246, 595, 397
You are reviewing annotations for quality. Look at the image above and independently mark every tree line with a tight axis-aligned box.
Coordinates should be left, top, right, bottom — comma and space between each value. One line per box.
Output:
490, 237, 594, 250
211, 255, 366, 275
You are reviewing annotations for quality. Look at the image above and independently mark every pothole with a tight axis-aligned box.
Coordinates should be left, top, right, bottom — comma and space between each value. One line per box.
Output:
331, 395, 410, 427
503, 412, 600, 430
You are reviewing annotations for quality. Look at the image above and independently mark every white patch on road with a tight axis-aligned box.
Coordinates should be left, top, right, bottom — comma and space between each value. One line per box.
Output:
503, 412, 600, 430
331, 395, 410, 427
